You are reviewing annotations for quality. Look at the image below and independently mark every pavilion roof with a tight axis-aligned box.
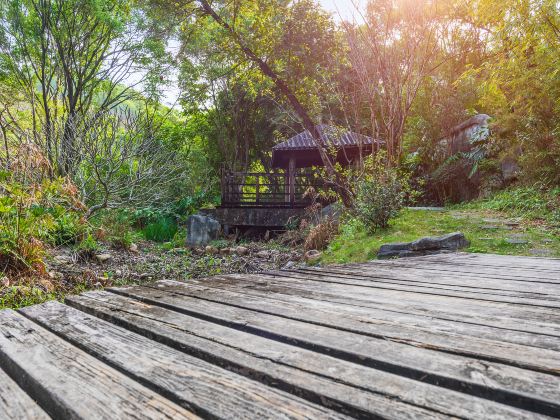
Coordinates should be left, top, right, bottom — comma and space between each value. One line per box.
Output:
271, 125, 379, 168
272, 125, 374, 151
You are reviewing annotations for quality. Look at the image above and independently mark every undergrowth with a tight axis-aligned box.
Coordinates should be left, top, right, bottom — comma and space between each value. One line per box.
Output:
0, 144, 89, 280
460, 186, 560, 225
322, 195, 560, 264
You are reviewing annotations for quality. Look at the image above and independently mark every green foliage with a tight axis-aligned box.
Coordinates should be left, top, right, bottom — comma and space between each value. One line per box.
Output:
463, 0, 560, 185
143, 217, 178, 242
0, 287, 57, 310
353, 154, 409, 232
0, 165, 87, 276
323, 208, 560, 264
93, 210, 137, 249
75, 233, 100, 256
0, 281, 89, 310
177, 0, 345, 174
209, 239, 231, 249
462, 187, 560, 225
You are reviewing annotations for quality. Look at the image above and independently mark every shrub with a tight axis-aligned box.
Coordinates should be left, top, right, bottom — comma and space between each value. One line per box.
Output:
0, 286, 56, 310
463, 186, 560, 225
353, 154, 408, 233
93, 210, 137, 249
51, 212, 84, 246
75, 233, 100, 257
0, 153, 87, 278
304, 218, 339, 251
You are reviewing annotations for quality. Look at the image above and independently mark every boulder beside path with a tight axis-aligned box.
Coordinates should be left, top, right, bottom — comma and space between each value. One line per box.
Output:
186, 214, 221, 247
377, 232, 470, 259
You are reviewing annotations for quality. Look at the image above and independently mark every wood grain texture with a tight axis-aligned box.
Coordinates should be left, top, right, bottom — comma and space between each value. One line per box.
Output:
0, 310, 198, 420
294, 265, 560, 296
64, 290, 553, 420
274, 269, 560, 305
176, 274, 560, 352
0, 365, 50, 420
365, 252, 560, 271
201, 273, 560, 337
154, 275, 560, 358
1, 252, 558, 419
21, 301, 350, 420
106, 282, 560, 416
358, 257, 560, 281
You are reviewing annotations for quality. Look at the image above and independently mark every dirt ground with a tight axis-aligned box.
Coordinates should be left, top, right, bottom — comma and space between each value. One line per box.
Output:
44, 241, 304, 292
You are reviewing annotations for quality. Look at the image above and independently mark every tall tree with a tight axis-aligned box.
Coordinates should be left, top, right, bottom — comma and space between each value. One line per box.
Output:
178, 0, 345, 174
185, 0, 355, 205
0, 0, 168, 175
463, 0, 560, 184
343, 0, 448, 164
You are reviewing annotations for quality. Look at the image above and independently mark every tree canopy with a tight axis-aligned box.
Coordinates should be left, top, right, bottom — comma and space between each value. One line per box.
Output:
1, 0, 560, 209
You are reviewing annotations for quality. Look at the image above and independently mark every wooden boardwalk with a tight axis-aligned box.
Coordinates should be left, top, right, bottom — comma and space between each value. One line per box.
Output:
1, 253, 560, 419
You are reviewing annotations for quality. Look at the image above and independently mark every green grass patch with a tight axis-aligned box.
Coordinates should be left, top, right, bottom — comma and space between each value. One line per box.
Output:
458, 187, 560, 224
0, 282, 90, 310
322, 208, 560, 264
143, 217, 178, 242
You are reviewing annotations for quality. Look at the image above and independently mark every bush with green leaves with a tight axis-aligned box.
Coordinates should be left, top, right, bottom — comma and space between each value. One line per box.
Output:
352, 154, 409, 233
0, 167, 88, 277
92, 210, 137, 249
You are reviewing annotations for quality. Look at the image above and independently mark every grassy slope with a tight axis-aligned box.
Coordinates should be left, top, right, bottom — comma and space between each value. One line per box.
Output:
322, 207, 560, 264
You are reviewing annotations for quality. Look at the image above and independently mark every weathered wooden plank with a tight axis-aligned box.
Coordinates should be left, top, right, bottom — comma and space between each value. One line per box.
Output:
353, 264, 560, 287
0, 365, 50, 420
397, 253, 560, 272
295, 266, 560, 296
296, 265, 560, 296
0, 310, 197, 420
194, 273, 560, 338
104, 283, 560, 414
374, 261, 560, 281
135, 279, 560, 371
274, 269, 560, 305
360, 259, 560, 282
180, 275, 560, 352
21, 301, 350, 420
248, 272, 560, 323
63, 292, 542, 420
369, 252, 560, 268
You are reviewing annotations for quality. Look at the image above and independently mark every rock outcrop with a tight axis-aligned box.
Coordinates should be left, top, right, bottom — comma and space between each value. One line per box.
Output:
186, 214, 221, 247
377, 232, 470, 259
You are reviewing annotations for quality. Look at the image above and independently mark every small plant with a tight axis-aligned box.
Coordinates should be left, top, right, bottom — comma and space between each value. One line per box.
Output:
0, 147, 87, 278
0, 286, 56, 310
94, 210, 137, 249
462, 186, 560, 225
51, 212, 84, 246
304, 217, 339, 251
353, 153, 409, 233
143, 217, 178, 242
75, 233, 99, 257
209, 239, 230, 249
171, 230, 187, 248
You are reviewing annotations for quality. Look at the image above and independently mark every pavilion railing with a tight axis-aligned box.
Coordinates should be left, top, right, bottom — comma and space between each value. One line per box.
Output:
220, 169, 327, 208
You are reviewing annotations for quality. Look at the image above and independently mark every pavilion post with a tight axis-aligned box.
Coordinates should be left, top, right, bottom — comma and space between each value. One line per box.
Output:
288, 158, 296, 207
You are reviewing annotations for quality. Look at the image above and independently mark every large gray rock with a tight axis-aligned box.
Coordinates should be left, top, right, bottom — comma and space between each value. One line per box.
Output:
378, 232, 469, 259
186, 214, 221, 247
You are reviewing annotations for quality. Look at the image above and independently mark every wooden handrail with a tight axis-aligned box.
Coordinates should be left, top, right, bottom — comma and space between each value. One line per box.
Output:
220, 168, 330, 208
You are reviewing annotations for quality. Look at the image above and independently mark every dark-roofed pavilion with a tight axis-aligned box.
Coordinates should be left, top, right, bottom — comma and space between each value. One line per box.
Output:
214, 126, 380, 228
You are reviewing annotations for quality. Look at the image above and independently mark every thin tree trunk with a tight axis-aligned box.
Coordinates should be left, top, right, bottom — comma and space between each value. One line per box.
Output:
1, 124, 9, 169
